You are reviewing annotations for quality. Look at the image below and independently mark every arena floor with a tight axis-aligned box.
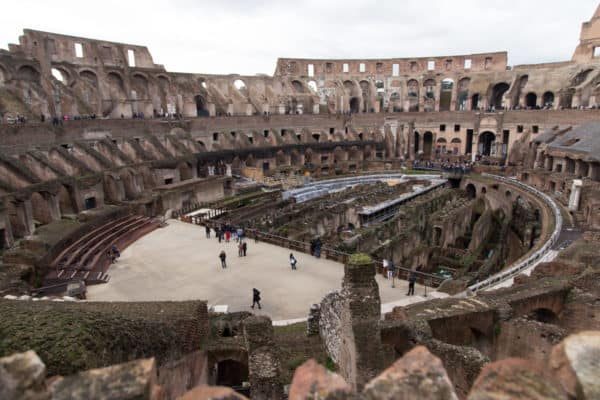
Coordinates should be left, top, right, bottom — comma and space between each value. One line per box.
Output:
87, 219, 426, 320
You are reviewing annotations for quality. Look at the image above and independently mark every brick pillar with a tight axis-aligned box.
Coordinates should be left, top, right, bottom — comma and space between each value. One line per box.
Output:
338, 253, 383, 391
243, 316, 283, 400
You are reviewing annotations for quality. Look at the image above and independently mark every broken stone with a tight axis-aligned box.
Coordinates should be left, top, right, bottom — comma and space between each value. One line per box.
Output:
363, 346, 458, 400
288, 359, 352, 400
468, 358, 565, 400
179, 385, 249, 400
49, 357, 162, 400
0, 350, 49, 400
550, 330, 600, 400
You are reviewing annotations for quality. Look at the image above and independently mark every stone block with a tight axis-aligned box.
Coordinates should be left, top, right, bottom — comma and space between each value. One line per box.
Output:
288, 359, 352, 400
0, 350, 49, 400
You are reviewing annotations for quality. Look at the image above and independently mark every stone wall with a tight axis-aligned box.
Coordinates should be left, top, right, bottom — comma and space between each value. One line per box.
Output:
318, 291, 344, 364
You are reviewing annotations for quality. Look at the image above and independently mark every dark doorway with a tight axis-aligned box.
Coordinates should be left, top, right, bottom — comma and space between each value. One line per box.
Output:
466, 129, 474, 155
195, 95, 209, 117
414, 131, 420, 154
423, 132, 434, 159
471, 94, 480, 110
215, 360, 249, 392
84, 197, 97, 210
525, 93, 537, 108
478, 132, 496, 156
491, 83, 509, 109
349, 97, 360, 114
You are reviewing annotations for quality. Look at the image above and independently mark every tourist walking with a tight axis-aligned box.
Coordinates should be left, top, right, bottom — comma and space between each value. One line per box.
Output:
251, 288, 262, 309
237, 227, 244, 242
242, 241, 247, 256
238, 242, 243, 257
205, 225, 211, 238
225, 230, 231, 243
407, 270, 417, 296
289, 253, 298, 270
219, 250, 227, 268
383, 258, 390, 279
216, 228, 222, 243
387, 260, 395, 280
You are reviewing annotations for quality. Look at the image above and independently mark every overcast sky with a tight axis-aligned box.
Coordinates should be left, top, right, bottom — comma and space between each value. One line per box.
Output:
1, 0, 598, 75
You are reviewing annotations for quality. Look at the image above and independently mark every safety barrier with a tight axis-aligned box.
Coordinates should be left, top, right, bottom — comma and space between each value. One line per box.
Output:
465, 174, 562, 293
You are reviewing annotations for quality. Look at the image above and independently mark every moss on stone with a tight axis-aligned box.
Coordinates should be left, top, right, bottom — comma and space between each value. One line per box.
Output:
349, 253, 372, 265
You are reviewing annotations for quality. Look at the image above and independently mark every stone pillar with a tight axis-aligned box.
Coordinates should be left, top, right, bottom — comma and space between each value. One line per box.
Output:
568, 179, 583, 211
307, 304, 321, 336
243, 316, 283, 400
338, 253, 383, 391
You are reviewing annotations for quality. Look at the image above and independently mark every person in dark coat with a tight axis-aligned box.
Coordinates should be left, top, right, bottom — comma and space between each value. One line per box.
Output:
205, 225, 211, 238
251, 288, 261, 309
219, 250, 227, 268
289, 253, 297, 270
242, 241, 247, 256
407, 270, 417, 296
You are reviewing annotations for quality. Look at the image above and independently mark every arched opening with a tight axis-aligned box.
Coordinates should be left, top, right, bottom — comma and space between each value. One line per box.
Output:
529, 308, 558, 324
433, 226, 442, 246
470, 327, 492, 357
478, 131, 496, 156
423, 131, 434, 158
414, 131, 420, 154
465, 183, 476, 199
407, 79, 419, 112
17, 65, 40, 82
178, 162, 193, 180
525, 92, 537, 109
31, 192, 53, 225
291, 80, 305, 93
195, 95, 209, 117
471, 93, 480, 110
450, 138, 461, 155
51, 68, 68, 84
349, 97, 360, 114
491, 82, 509, 109
457, 77, 470, 110
215, 359, 249, 390
542, 91, 554, 108
233, 79, 247, 95
439, 78, 454, 111
58, 186, 75, 215
359, 80, 370, 112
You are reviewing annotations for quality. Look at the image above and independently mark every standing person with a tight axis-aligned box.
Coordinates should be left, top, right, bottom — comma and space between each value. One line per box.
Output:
251, 288, 261, 309
289, 253, 297, 270
238, 241, 243, 257
219, 250, 227, 269
387, 260, 395, 281
217, 227, 222, 243
237, 227, 244, 242
205, 225, 211, 238
407, 270, 417, 296
242, 241, 247, 257
383, 258, 390, 279
225, 229, 231, 243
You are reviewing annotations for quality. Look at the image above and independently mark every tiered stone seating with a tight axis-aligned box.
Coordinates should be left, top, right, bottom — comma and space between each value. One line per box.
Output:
44, 214, 160, 285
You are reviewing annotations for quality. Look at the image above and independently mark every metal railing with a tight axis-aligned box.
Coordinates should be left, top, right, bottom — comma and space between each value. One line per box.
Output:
464, 174, 562, 293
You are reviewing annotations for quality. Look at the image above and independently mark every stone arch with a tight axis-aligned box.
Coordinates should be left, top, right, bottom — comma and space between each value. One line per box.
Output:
304, 148, 313, 164
333, 146, 346, 163
465, 183, 476, 199
490, 82, 510, 109
457, 77, 470, 110
478, 131, 496, 156
106, 72, 126, 98
542, 91, 554, 108
471, 93, 480, 110
178, 162, 194, 180
276, 150, 287, 166
439, 78, 454, 111
349, 145, 361, 161
194, 95, 209, 117
349, 97, 360, 113
407, 79, 419, 111
131, 73, 150, 100
529, 308, 559, 324
51, 67, 70, 85
58, 185, 75, 215
17, 65, 40, 82
245, 154, 256, 168
525, 92, 537, 108
291, 80, 305, 93
233, 79, 247, 95
450, 137, 461, 154
359, 80, 370, 112
414, 131, 420, 154
31, 192, 54, 224
291, 149, 302, 166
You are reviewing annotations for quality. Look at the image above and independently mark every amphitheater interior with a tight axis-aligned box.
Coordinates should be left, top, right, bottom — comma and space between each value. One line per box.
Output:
0, 6, 600, 400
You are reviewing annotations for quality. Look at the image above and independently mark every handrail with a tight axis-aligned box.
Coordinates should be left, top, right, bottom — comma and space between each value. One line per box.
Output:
464, 174, 562, 293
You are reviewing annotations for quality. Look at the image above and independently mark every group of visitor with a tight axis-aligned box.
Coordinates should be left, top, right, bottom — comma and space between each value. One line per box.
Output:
382, 258, 418, 295
412, 160, 472, 174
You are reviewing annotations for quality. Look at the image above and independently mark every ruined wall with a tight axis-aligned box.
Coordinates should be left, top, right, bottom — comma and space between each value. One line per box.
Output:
0, 300, 209, 376
318, 291, 344, 364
